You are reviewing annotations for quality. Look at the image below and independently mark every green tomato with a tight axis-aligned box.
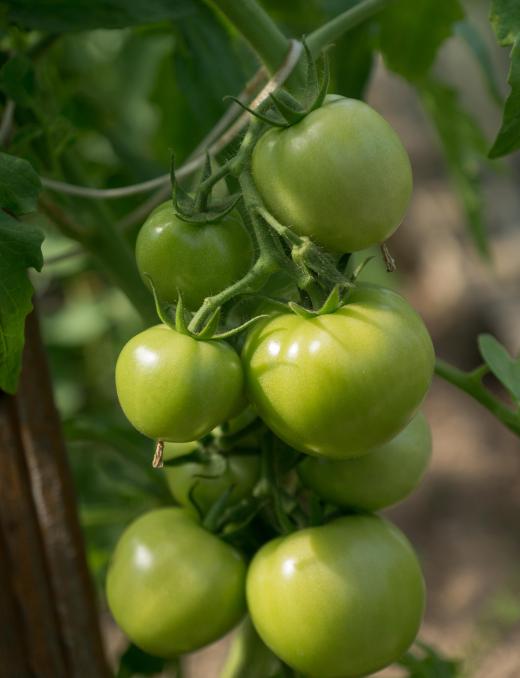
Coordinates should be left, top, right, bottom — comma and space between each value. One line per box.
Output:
163, 443, 260, 514
106, 508, 246, 657
252, 95, 412, 253
247, 514, 425, 678
242, 284, 434, 458
299, 412, 432, 511
116, 325, 244, 441
135, 202, 254, 309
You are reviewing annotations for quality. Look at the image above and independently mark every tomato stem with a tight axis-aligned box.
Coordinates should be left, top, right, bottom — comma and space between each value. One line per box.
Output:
435, 359, 520, 437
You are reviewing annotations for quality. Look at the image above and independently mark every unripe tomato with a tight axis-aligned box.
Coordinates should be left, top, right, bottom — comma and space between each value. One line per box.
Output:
106, 508, 246, 657
252, 95, 412, 252
299, 412, 432, 510
164, 442, 260, 513
115, 325, 244, 441
135, 202, 254, 310
247, 514, 425, 678
242, 284, 434, 458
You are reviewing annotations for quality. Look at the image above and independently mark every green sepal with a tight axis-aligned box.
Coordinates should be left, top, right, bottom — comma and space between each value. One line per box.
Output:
196, 306, 222, 340
268, 91, 305, 125
212, 313, 270, 341
144, 273, 176, 329
289, 284, 345, 318
350, 256, 375, 283
175, 291, 189, 335
174, 193, 242, 224
224, 95, 288, 128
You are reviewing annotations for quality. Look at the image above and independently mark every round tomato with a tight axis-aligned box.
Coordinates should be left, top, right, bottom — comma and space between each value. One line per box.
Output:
299, 412, 432, 510
116, 325, 244, 441
106, 508, 246, 657
252, 95, 412, 253
135, 202, 254, 310
164, 443, 260, 513
247, 514, 425, 678
242, 284, 434, 459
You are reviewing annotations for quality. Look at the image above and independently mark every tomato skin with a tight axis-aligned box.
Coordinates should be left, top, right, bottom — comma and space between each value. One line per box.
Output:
164, 442, 260, 513
115, 325, 244, 441
247, 514, 425, 678
136, 202, 254, 309
242, 284, 434, 459
299, 412, 432, 511
106, 508, 246, 657
252, 95, 412, 253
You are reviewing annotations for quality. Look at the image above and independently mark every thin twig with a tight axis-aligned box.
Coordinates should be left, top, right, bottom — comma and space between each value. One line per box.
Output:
40, 41, 303, 201
0, 100, 16, 147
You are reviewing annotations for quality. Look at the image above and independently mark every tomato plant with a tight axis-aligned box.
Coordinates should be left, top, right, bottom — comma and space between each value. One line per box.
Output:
115, 325, 244, 441
106, 507, 247, 657
252, 95, 412, 252
298, 411, 432, 510
136, 202, 254, 310
247, 514, 425, 678
242, 284, 434, 458
163, 442, 260, 513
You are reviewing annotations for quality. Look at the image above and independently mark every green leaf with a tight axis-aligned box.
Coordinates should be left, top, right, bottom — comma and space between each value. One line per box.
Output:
116, 643, 166, 678
489, 36, 520, 158
5, 0, 197, 32
478, 334, 520, 402
0, 210, 44, 394
490, 0, 520, 47
399, 641, 460, 677
0, 54, 36, 108
0, 152, 41, 215
420, 80, 489, 256
455, 21, 502, 105
379, 0, 464, 81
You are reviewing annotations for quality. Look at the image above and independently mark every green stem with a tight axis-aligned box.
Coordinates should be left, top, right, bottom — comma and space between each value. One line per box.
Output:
307, 0, 394, 57
435, 359, 520, 437
40, 197, 155, 325
207, 0, 291, 75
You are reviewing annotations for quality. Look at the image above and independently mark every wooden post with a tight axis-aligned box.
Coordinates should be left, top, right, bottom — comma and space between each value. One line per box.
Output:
0, 310, 110, 677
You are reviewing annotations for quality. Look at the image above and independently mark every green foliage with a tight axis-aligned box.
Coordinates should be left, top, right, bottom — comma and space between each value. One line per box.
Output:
0, 54, 36, 107
116, 643, 167, 678
379, 0, 464, 82
420, 81, 489, 256
478, 334, 520, 402
489, 0, 520, 157
5, 0, 197, 31
0, 150, 42, 393
399, 641, 461, 677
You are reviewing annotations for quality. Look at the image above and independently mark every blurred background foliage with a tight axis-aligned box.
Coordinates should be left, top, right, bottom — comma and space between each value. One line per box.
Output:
1, 0, 519, 675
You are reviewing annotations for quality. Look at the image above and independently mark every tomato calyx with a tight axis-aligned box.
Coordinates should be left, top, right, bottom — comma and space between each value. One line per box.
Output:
231, 41, 330, 129
171, 154, 242, 224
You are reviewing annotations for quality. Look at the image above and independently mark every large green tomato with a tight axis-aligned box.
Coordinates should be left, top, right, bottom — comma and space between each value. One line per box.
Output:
299, 412, 432, 511
106, 508, 246, 657
116, 325, 243, 441
136, 202, 254, 309
242, 284, 434, 458
164, 442, 260, 513
247, 514, 425, 678
252, 95, 412, 252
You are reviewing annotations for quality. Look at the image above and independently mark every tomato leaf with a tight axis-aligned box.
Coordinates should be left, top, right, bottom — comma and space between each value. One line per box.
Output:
488, 0, 520, 157
379, 0, 464, 81
478, 334, 520, 402
0, 152, 42, 215
5, 0, 198, 31
420, 80, 490, 257
454, 21, 502, 105
489, 36, 520, 158
0, 210, 44, 394
399, 640, 460, 677
116, 643, 166, 678
0, 54, 36, 108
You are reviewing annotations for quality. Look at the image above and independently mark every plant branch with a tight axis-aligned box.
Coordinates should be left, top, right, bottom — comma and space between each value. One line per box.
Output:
207, 0, 291, 75
40, 197, 155, 324
307, 0, 394, 57
435, 358, 520, 437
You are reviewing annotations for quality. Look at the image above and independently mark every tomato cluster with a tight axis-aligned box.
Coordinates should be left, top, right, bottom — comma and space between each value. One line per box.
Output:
110, 94, 435, 677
